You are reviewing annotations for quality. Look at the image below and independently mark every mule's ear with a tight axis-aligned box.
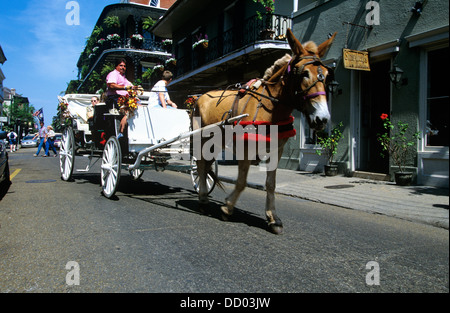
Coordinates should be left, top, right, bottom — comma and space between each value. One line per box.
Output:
317, 32, 337, 58
286, 28, 307, 56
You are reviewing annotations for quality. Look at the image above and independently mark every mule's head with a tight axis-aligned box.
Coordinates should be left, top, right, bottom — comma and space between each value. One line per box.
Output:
285, 29, 336, 131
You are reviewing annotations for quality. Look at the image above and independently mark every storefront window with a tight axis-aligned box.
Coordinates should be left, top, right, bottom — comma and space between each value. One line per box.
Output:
426, 47, 449, 147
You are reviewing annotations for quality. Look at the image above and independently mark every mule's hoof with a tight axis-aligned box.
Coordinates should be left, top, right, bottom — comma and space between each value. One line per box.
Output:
269, 224, 284, 235
220, 205, 232, 216
199, 202, 209, 214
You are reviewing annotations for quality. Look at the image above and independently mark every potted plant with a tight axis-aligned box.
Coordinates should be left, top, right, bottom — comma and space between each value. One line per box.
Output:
106, 33, 121, 48
131, 34, 144, 48
162, 39, 173, 52
377, 114, 420, 186
316, 122, 344, 176
192, 34, 208, 50
252, 0, 275, 20
165, 57, 177, 68
104, 15, 120, 29
142, 16, 155, 31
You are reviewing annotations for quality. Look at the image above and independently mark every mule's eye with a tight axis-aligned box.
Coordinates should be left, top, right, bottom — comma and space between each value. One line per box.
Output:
301, 71, 310, 79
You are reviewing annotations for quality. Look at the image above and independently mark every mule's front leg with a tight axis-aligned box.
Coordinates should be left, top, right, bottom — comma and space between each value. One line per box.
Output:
265, 169, 283, 234
221, 160, 251, 219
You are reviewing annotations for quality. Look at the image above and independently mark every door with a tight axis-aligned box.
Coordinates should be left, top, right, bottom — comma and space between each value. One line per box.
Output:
359, 59, 390, 173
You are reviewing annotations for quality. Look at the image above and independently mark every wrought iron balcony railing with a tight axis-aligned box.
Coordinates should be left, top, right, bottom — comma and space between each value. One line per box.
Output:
176, 14, 292, 77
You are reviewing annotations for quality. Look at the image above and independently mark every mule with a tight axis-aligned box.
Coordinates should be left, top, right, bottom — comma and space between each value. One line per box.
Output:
192, 28, 337, 234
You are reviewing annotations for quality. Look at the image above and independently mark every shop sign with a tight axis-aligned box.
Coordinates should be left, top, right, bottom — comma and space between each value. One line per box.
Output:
343, 49, 371, 71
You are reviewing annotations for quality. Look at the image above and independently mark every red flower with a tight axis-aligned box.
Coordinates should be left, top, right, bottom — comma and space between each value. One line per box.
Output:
380, 113, 388, 120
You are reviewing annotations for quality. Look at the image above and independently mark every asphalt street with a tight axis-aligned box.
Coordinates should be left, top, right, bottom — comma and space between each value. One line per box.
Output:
0, 148, 448, 295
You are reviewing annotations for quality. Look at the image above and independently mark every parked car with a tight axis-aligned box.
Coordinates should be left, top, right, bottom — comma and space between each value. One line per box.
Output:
21, 134, 40, 148
0, 130, 11, 189
53, 133, 62, 149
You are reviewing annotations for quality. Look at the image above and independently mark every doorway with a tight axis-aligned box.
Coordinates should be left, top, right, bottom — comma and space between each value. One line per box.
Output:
358, 59, 391, 173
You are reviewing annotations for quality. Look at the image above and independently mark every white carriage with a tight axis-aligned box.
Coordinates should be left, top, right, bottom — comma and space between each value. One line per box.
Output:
57, 93, 241, 198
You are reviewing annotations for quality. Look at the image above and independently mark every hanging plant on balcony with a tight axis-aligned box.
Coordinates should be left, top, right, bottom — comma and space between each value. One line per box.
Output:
192, 34, 208, 50
107, 34, 121, 41
142, 68, 154, 82
252, 0, 275, 20
142, 16, 155, 30
131, 34, 144, 41
153, 64, 164, 73
165, 57, 177, 67
104, 15, 120, 29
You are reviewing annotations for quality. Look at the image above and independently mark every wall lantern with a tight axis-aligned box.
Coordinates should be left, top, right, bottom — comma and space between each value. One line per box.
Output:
389, 64, 406, 87
327, 79, 340, 95
411, 1, 424, 16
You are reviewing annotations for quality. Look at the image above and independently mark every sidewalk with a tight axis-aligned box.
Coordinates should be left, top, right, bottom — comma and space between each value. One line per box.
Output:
215, 163, 449, 230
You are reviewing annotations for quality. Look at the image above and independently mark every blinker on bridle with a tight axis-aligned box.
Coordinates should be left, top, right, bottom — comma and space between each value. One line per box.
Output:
287, 56, 329, 101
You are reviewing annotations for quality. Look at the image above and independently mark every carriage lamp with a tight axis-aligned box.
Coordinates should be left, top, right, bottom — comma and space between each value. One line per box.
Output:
327, 79, 340, 95
389, 64, 406, 87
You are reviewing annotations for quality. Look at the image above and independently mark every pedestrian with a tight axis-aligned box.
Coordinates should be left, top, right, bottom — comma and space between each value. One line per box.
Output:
105, 58, 140, 139
149, 70, 177, 109
8, 130, 17, 152
44, 126, 58, 157
33, 121, 48, 157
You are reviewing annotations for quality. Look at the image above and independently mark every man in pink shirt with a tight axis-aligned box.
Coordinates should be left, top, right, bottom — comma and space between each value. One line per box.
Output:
106, 58, 135, 101
105, 58, 139, 139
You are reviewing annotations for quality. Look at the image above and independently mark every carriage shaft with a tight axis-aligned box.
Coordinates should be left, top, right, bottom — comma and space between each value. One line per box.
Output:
127, 114, 248, 171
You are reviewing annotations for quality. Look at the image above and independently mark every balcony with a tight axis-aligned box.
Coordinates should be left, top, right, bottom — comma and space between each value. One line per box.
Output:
176, 14, 292, 78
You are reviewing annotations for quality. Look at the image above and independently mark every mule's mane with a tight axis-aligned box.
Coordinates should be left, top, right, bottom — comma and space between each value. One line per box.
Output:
263, 54, 291, 80
262, 41, 319, 81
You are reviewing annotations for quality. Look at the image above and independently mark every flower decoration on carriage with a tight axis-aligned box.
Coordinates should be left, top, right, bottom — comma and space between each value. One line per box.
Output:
184, 95, 198, 115
192, 34, 208, 50
92, 46, 99, 53
162, 39, 172, 46
131, 34, 144, 41
118, 86, 144, 116
106, 33, 121, 41
58, 97, 72, 122
97, 38, 106, 45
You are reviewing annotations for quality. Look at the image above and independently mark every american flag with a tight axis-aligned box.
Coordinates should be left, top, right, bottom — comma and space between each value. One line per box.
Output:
32, 108, 44, 124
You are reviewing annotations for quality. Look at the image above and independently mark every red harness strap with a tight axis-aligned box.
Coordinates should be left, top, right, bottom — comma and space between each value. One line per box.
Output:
234, 116, 296, 142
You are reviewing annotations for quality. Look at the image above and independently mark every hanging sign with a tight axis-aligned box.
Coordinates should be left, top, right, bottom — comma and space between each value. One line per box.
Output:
342, 48, 371, 71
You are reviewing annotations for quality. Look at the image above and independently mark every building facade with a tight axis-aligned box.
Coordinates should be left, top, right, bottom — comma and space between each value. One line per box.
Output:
72, 1, 175, 94
289, 0, 448, 187
152, 0, 448, 188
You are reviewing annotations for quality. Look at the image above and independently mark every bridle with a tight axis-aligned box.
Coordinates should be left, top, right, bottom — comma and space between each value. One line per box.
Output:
285, 55, 332, 103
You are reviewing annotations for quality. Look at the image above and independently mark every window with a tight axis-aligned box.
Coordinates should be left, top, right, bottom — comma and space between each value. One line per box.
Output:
426, 47, 449, 147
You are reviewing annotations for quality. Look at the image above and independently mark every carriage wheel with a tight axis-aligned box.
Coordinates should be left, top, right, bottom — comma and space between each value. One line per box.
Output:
130, 168, 144, 180
60, 127, 75, 181
101, 136, 122, 198
190, 156, 218, 195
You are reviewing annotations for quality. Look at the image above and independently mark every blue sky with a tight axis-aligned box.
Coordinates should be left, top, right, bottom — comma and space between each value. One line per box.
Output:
0, 0, 118, 126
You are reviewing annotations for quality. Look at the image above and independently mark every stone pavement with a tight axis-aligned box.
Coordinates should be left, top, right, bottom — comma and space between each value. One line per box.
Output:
214, 163, 449, 230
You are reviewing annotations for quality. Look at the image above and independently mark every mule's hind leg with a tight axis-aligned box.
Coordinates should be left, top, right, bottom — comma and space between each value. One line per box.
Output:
197, 158, 214, 210
265, 169, 283, 234
221, 159, 251, 219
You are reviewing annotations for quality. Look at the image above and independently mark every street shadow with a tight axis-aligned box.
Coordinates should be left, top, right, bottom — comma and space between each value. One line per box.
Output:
69, 172, 270, 232
176, 199, 269, 232
408, 186, 449, 197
